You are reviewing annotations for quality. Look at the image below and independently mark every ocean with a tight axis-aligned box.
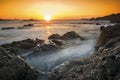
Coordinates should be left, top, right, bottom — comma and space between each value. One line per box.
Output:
0, 20, 111, 80
0, 20, 109, 44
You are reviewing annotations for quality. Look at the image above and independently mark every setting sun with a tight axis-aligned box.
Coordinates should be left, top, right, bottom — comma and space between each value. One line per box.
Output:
44, 16, 51, 21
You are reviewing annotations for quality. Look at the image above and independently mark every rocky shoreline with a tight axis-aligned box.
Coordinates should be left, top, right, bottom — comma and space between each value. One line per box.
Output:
0, 47, 38, 80
0, 24, 120, 80
0, 31, 84, 80
50, 24, 120, 80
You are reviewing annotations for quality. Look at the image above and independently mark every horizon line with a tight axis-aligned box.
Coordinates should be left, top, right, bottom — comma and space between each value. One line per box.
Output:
0, 13, 119, 21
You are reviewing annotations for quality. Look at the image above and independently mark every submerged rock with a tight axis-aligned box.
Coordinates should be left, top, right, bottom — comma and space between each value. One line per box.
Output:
1, 27, 15, 30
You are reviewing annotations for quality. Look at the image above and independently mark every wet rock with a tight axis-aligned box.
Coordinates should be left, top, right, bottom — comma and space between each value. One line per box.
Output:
97, 24, 120, 48
41, 44, 58, 51
48, 34, 61, 39
2, 38, 44, 50
48, 31, 84, 41
100, 26, 105, 31
61, 31, 84, 40
0, 47, 38, 80
1, 27, 15, 30
50, 24, 120, 80
50, 40, 63, 46
105, 36, 120, 48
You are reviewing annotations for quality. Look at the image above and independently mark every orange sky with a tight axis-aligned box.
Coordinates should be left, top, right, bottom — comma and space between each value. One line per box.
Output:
0, 0, 120, 20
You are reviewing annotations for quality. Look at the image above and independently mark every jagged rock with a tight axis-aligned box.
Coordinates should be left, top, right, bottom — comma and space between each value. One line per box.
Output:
50, 24, 120, 80
50, 40, 63, 46
2, 38, 44, 50
97, 24, 120, 48
61, 31, 84, 40
48, 34, 61, 39
48, 31, 84, 40
0, 47, 38, 80
40, 44, 58, 51
105, 36, 120, 48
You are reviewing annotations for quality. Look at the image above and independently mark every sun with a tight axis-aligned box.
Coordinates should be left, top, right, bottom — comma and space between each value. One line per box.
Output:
44, 16, 51, 21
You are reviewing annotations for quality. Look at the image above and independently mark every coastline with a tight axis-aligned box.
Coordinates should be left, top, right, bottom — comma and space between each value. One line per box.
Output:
0, 24, 120, 80
50, 24, 120, 80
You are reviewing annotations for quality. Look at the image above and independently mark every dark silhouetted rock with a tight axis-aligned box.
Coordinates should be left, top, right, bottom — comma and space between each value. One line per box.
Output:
1, 27, 15, 30
92, 13, 120, 23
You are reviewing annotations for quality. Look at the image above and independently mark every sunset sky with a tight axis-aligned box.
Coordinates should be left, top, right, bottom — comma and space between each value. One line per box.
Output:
0, 0, 120, 20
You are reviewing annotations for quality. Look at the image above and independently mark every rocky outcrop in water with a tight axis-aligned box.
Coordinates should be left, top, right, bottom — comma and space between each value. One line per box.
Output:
0, 38, 45, 57
48, 34, 62, 40
0, 47, 38, 80
50, 24, 120, 80
48, 31, 84, 40
1, 38, 44, 50
61, 31, 84, 40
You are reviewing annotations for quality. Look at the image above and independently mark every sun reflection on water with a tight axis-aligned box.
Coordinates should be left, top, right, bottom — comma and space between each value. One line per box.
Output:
45, 26, 52, 43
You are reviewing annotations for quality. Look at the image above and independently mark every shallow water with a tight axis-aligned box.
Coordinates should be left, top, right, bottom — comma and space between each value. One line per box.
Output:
24, 39, 96, 80
0, 20, 100, 44
26, 39, 95, 71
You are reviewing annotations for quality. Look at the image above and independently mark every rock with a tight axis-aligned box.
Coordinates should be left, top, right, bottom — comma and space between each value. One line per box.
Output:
48, 34, 61, 39
48, 31, 84, 40
35, 38, 45, 45
41, 44, 58, 51
16, 38, 44, 49
0, 47, 38, 80
104, 36, 120, 48
1, 27, 15, 30
97, 24, 120, 48
2, 38, 45, 50
50, 24, 120, 80
50, 40, 63, 46
100, 26, 105, 31
61, 31, 84, 40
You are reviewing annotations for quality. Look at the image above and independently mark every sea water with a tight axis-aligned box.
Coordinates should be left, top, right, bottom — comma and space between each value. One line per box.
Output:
0, 20, 110, 80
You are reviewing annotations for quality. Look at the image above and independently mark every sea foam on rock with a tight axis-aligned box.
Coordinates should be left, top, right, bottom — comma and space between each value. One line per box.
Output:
50, 24, 120, 80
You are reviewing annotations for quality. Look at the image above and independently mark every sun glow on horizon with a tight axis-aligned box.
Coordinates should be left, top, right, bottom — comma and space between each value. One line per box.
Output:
44, 16, 51, 21
0, 0, 120, 19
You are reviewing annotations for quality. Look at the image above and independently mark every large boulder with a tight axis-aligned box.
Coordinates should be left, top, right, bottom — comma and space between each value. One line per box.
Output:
61, 31, 84, 40
48, 34, 61, 39
0, 47, 38, 80
48, 31, 84, 40
97, 24, 120, 48
2, 38, 44, 50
